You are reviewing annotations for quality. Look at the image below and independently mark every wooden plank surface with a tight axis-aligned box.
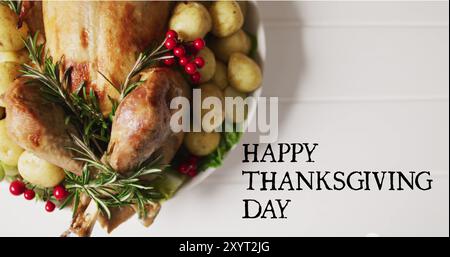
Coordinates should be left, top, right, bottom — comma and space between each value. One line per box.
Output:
0, 1, 448, 236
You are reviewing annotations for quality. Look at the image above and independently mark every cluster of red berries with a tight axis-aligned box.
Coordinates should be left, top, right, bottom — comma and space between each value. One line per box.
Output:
9, 180, 68, 213
178, 155, 199, 177
162, 30, 206, 84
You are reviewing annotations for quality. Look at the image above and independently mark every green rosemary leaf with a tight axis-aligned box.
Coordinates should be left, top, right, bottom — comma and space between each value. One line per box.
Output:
1, 0, 22, 16
82, 166, 90, 184
135, 192, 146, 219
72, 190, 80, 218
108, 96, 119, 120
86, 187, 111, 219
123, 80, 144, 97
97, 70, 118, 89
22, 32, 42, 65
59, 192, 74, 210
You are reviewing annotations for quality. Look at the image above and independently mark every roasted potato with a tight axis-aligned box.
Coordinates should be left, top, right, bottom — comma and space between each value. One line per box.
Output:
169, 2, 212, 41
211, 61, 228, 90
199, 83, 225, 132
224, 86, 248, 123
197, 47, 216, 83
18, 151, 65, 188
0, 119, 24, 166
0, 49, 29, 63
0, 62, 21, 105
184, 131, 221, 156
209, 1, 244, 37
228, 53, 262, 93
209, 30, 251, 62
0, 5, 29, 51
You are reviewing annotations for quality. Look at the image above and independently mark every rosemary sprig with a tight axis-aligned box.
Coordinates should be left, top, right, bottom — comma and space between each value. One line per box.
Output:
62, 134, 165, 219
1, 0, 22, 16
20, 32, 111, 153
117, 40, 172, 100
19, 32, 169, 220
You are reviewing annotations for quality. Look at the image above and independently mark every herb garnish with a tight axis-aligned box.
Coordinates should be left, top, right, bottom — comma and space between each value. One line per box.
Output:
19, 32, 168, 219
99, 40, 173, 101
61, 135, 164, 219
20, 32, 111, 153
1, 0, 22, 16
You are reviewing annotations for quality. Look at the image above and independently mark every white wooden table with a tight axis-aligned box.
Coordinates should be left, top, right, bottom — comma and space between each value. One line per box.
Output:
0, 1, 448, 236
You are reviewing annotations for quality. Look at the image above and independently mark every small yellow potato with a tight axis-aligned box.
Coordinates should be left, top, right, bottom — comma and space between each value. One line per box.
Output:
209, 1, 244, 37
0, 49, 29, 63
209, 30, 251, 62
184, 131, 221, 156
238, 1, 248, 19
197, 47, 216, 83
0, 5, 29, 51
224, 86, 248, 123
211, 61, 228, 90
0, 119, 24, 166
169, 2, 212, 41
199, 83, 224, 132
228, 53, 262, 93
18, 151, 65, 188
0, 62, 21, 101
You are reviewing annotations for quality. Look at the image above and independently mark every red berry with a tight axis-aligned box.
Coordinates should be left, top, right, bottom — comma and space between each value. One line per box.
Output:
23, 189, 35, 200
178, 163, 190, 174
163, 57, 175, 66
164, 38, 177, 50
53, 185, 68, 201
186, 44, 198, 55
173, 46, 186, 57
9, 180, 25, 196
187, 169, 197, 177
184, 63, 197, 75
188, 155, 199, 165
191, 72, 201, 84
45, 201, 56, 212
178, 56, 189, 66
188, 162, 197, 173
193, 38, 205, 50
166, 30, 178, 39
193, 57, 205, 68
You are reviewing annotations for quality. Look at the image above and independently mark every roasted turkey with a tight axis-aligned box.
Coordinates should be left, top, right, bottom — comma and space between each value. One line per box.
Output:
2, 1, 190, 236
4, 78, 83, 175
107, 67, 190, 173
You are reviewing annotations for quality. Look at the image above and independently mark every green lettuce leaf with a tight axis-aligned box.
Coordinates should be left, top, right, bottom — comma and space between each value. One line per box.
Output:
247, 32, 258, 59
198, 131, 242, 171
153, 168, 188, 200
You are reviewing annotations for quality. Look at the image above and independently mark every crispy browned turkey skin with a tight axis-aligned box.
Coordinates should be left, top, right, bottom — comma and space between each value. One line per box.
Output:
107, 68, 190, 173
43, 1, 171, 114
4, 79, 83, 175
